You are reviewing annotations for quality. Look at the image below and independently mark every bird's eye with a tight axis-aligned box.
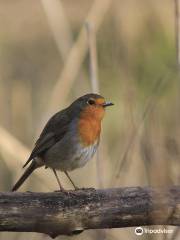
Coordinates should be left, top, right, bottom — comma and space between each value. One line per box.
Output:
87, 99, 95, 105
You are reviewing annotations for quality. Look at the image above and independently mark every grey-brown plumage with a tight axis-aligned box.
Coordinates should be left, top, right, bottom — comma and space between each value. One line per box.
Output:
12, 93, 113, 191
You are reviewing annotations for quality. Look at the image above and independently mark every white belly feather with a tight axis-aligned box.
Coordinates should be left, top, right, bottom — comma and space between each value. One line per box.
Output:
44, 139, 99, 171
72, 141, 99, 169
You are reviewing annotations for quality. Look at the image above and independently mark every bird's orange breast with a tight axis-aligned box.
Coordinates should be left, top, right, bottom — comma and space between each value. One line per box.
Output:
78, 106, 104, 146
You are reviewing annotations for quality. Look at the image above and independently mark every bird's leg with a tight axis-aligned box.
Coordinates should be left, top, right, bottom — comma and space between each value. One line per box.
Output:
52, 169, 65, 191
64, 171, 79, 190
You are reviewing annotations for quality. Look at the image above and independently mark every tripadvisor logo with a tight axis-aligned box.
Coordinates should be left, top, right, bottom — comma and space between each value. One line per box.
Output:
135, 227, 143, 235
135, 227, 173, 235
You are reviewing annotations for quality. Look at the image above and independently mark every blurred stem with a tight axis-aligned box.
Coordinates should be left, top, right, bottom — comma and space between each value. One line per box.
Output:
85, 22, 99, 93
172, 4, 180, 240
175, 0, 180, 69
112, 75, 168, 186
86, 22, 104, 193
41, 0, 73, 61
0, 126, 53, 190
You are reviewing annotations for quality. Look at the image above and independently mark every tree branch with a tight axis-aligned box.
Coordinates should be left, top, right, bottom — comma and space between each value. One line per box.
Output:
0, 186, 179, 238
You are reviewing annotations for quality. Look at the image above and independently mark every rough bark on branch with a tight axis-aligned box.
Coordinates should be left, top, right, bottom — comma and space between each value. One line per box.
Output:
0, 186, 179, 238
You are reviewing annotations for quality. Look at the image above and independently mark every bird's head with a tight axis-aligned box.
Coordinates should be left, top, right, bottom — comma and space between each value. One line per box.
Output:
68, 93, 114, 146
70, 93, 114, 121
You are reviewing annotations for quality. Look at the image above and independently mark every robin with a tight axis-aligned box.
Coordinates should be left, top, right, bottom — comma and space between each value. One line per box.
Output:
12, 93, 114, 191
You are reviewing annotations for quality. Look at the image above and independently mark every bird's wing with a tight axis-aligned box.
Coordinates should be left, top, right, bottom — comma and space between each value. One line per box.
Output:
23, 109, 71, 168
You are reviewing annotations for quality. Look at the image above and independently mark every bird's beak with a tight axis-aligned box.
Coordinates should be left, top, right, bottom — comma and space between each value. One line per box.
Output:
102, 101, 114, 107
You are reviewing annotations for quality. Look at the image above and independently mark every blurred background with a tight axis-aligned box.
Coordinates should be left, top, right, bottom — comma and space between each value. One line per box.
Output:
0, 0, 179, 239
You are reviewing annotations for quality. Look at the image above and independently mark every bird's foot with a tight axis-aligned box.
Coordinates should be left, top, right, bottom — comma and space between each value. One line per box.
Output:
73, 186, 80, 191
54, 187, 68, 193
80, 187, 96, 191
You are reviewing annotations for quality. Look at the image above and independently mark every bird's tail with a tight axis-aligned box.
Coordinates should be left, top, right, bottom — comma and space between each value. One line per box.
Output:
11, 161, 38, 191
